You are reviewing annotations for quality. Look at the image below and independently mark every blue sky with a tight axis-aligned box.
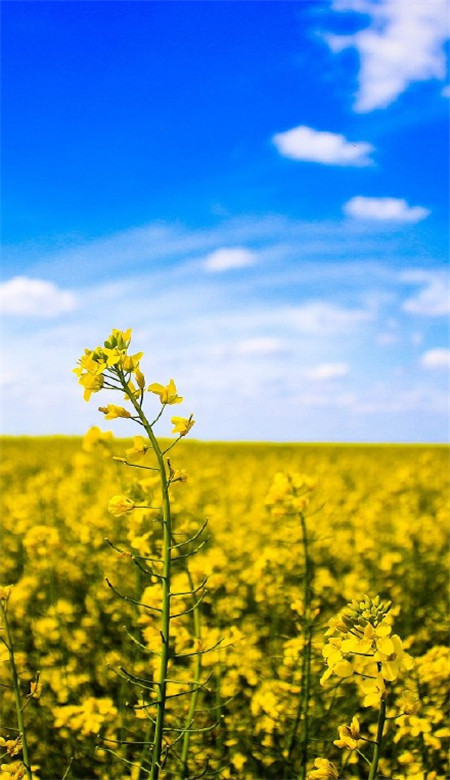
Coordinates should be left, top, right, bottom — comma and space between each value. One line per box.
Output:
1, 0, 449, 441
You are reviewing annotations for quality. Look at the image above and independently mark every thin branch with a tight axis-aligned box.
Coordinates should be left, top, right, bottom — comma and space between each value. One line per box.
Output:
105, 579, 163, 612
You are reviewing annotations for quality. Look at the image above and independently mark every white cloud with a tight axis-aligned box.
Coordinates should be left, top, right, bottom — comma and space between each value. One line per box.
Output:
203, 247, 256, 272
272, 125, 374, 166
305, 362, 349, 381
421, 348, 450, 370
442, 84, 450, 97
288, 301, 372, 333
235, 337, 284, 356
328, 0, 449, 111
1, 276, 76, 317
344, 196, 430, 223
402, 271, 449, 316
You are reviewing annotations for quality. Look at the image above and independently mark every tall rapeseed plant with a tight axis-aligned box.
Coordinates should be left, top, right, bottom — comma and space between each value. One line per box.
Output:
74, 329, 214, 779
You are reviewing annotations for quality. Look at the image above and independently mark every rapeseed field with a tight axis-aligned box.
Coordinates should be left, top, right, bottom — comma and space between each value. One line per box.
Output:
1, 329, 448, 780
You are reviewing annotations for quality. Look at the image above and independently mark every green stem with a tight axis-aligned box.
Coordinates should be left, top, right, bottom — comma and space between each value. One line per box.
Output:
368, 698, 387, 780
1, 603, 33, 780
124, 388, 172, 780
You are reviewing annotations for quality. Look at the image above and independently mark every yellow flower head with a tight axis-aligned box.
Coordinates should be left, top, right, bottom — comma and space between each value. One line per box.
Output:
398, 688, 421, 715
107, 495, 135, 517
121, 352, 143, 372
0, 737, 22, 757
103, 328, 132, 351
98, 404, 132, 420
0, 762, 26, 779
171, 414, 195, 437
0, 585, 13, 604
336, 595, 392, 635
148, 379, 183, 405
360, 674, 387, 707
134, 367, 146, 389
334, 716, 361, 750
308, 757, 339, 779
125, 436, 150, 461
79, 372, 104, 402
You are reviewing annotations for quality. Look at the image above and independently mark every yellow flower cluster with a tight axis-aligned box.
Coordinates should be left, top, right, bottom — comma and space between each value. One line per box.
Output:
308, 757, 339, 779
53, 696, 118, 736
73, 328, 141, 401
321, 595, 414, 705
333, 715, 361, 750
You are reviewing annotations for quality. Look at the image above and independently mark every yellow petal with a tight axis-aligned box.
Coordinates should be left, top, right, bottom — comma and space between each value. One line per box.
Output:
377, 637, 395, 656
333, 660, 354, 678
381, 660, 398, 681
375, 622, 392, 637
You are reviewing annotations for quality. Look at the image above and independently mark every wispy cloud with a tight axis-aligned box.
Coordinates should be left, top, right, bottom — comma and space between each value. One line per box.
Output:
343, 196, 430, 223
402, 271, 449, 316
327, 0, 449, 111
1, 276, 77, 317
287, 302, 372, 333
203, 247, 256, 272
235, 337, 284, 356
272, 125, 374, 166
305, 362, 349, 381
421, 348, 450, 370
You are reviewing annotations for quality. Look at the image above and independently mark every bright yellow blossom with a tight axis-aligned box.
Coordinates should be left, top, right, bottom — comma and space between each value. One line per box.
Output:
360, 674, 387, 707
121, 352, 143, 372
0, 762, 26, 780
107, 495, 135, 517
308, 757, 339, 779
79, 371, 104, 402
125, 436, 150, 461
98, 404, 132, 420
148, 379, 183, 405
171, 415, 195, 437
0, 738, 22, 757
134, 367, 146, 389
103, 328, 132, 351
334, 715, 361, 750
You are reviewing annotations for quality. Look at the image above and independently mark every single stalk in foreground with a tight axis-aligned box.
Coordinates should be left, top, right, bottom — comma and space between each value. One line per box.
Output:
74, 329, 202, 779
124, 382, 172, 780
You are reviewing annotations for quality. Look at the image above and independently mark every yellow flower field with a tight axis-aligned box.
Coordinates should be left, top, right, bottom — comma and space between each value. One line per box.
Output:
1, 438, 448, 779
0, 329, 448, 779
